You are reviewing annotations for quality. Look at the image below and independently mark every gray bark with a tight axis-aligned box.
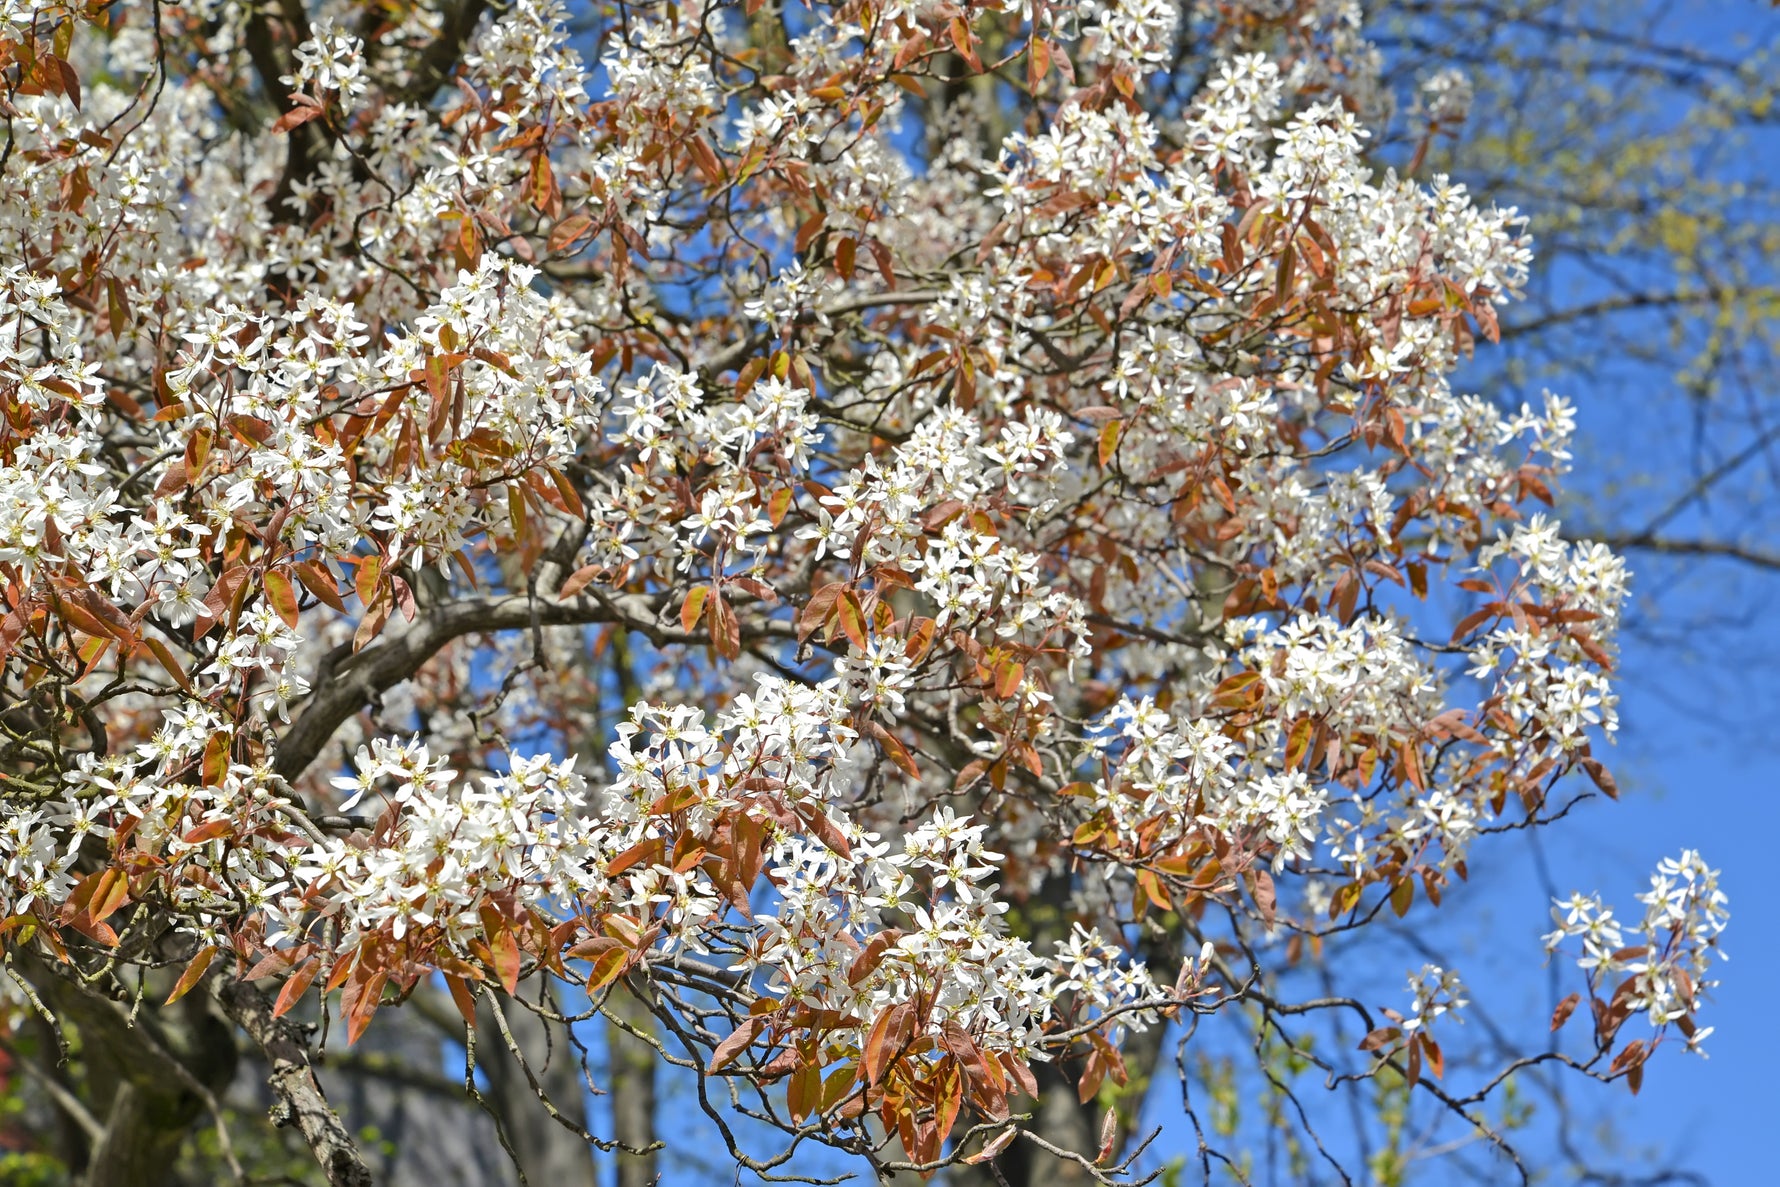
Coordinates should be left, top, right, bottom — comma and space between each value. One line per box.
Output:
477, 993, 601, 1187
20, 954, 243, 1187
605, 984, 658, 1187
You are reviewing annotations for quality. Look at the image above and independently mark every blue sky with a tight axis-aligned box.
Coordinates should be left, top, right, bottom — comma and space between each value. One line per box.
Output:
1478, 3, 1780, 1177
1522, 427, 1780, 1183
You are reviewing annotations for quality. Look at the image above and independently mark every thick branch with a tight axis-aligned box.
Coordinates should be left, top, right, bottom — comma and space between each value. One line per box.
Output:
1501, 286, 1741, 339
20, 956, 240, 1187
215, 977, 374, 1187
396, 0, 493, 106
240, 0, 321, 224
274, 589, 793, 780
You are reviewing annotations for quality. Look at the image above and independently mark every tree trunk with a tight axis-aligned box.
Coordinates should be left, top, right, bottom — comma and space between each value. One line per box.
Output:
477, 993, 601, 1187
82, 1081, 193, 1187
944, 878, 1182, 1187
21, 955, 241, 1187
600, 639, 660, 1187
606, 982, 658, 1187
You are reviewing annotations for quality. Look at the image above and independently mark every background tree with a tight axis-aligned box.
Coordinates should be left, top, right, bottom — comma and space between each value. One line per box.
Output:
1378, 0, 1780, 687
0, 1, 1745, 1185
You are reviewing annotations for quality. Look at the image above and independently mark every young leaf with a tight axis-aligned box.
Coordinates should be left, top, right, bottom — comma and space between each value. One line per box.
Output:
707, 1017, 764, 1075
166, 945, 218, 1005
445, 973, 479, 1029
1096, 1108, 1118, 1164
263, 569, 300, 628
681, 585, 709, 634
273, 959, 321, 1019
836, 591, 868, 651
585, 945, 629, 994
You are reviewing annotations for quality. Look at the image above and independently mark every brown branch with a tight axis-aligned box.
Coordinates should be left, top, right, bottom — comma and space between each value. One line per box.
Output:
215, 977, 374, 1187
322, 1048, 473, 1102
1584, 533, 1780, 571
240, 0, 320, 225
397, 0, 493, 106
1500, 287, 1743, 339
1585, 420, 1780, 551
16, 956, 244, 1186
0, 1036, 104, 1143
274, 588, 795, 781
699, 290, 945, 377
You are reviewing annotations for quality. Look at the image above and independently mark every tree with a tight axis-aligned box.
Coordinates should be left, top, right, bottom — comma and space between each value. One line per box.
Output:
0, 0, 1733, 1184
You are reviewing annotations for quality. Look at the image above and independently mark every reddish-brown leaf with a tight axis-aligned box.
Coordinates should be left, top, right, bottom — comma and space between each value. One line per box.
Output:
788, 1059, 821, 1122
263, 569, 300, 628
166, 945, 217, 1005
607, 837, 664, 876
1076, 1050, 1106, 1104
796, 803, 852, 859
863, 1003, 912, 1087
1450, 604, 1500, 643
705, 588, 740, 660
1252, 868, 1277, 928
271, 104, 322, 134
143, 637, 193, 692
1097, 419, 1122, 468
558, 564, 603, 600
585, 945, 629, 994
344, 970, 387, 1045
548, 213, 594, 253
836, 591, 868, 651
354, 556, 384, 606
681, 585, 709, 634
868, 723, 920, 780
293, 558, 346, 611
707, 1017, 764, 1075
273, 959, 321, 1018
201, 731, 231, 787
947, 17, 982, 71
1209, 670, 1264, 711
903, 617, 937, 661
445, 973, 479, 1028
1420, 1033, 1445, 1079
489, 925, 521, 996
798, 582, 844, 641
1358, 1026, 1402, 1053
846, 930, 902, 987
1581, 757, 1619, 800
89, 869, 130, 923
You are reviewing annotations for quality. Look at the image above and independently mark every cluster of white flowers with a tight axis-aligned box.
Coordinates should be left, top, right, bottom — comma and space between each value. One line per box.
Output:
1414, 67, 1475, 127
749, 809, 1058, 1059
742, 262, 835, 338
1545, 851, 1729, 1052
285, 21, 370, 103
1401, 964, 1467, 1033
1051, 924, 1164, 1039
1079, 0, 1182, 68
1469, 516, 1629, 750
301, 746, 599, 947
0, 805, 81, 917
